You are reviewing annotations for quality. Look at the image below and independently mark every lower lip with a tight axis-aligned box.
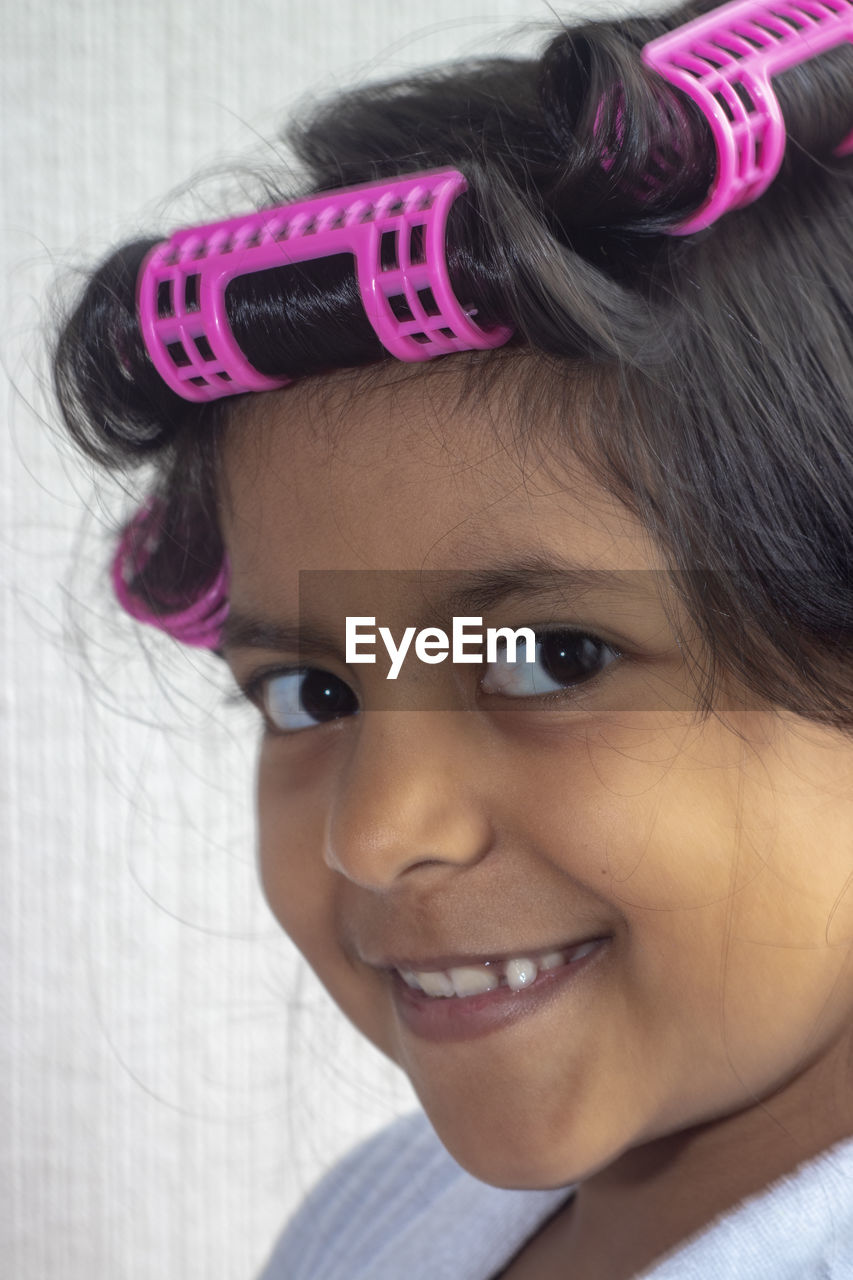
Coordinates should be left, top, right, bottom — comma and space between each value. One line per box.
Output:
390, 940, 609, 1043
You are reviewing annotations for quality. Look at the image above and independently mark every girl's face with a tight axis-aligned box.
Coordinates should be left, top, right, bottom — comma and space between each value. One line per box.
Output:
219, 364, 853, 1189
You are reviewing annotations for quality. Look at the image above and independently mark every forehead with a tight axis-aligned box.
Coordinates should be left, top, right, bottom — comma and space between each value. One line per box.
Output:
217, 359, 663, 590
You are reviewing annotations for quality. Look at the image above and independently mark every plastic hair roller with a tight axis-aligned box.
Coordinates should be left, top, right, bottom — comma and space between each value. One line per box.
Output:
121, 168, 510, 644
642, 0, 853, 234
111, 501, 230, 649
137, 168, 513, 403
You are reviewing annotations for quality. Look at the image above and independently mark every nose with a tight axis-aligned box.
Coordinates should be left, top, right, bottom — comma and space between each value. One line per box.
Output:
323, 710, 494, 889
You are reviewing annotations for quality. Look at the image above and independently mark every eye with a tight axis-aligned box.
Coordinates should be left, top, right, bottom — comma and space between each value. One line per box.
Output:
249, 667, 359, 734
481, 629, 620, 699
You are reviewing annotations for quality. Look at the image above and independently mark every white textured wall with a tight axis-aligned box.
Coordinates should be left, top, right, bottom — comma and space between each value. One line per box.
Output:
3, 1, 660, 1276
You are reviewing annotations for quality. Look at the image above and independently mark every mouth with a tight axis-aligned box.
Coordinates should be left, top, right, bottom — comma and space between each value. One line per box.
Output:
392, 938, 602, 998
382, 937, 610, 1043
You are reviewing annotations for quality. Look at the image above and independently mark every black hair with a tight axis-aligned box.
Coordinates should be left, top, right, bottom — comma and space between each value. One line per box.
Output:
51, 0, 853, 728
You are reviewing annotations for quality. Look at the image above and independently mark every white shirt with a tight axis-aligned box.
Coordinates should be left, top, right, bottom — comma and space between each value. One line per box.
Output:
257, 1109, 853, 1279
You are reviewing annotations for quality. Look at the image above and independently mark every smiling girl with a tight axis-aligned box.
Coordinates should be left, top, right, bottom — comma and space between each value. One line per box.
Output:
51, 0, 853, 1275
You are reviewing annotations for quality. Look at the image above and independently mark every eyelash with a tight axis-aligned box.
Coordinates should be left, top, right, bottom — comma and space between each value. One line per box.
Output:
228, 628, 623, 737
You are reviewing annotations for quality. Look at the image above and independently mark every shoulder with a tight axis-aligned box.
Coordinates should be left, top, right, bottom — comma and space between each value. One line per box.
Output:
256, 1110, 452, 1280
256, 1109, 571, 1280
638, 1135, 853, 1280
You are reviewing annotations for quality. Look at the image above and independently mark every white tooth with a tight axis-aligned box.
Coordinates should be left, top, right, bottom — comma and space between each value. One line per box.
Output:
399, 970, 421, 989
505, 957, 538, 991
449, 966, 500, 997
568, 940, 599, 962
414, 970, 456, 997
539, 950, 566, 971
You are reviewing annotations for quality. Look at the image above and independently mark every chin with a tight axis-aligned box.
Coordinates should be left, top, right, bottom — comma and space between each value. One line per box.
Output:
422, 1101, 624, 1191
442, 1137, 604, 1192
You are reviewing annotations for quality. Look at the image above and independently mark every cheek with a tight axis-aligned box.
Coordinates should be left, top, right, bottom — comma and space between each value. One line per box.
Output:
528, 715, 853, 1081
513, 714, 749, 911
255, 740, 335, 962
254, 736, 393, 1050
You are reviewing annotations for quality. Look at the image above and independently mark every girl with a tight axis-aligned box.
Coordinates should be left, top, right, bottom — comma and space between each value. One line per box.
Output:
51, 0, 853, 1275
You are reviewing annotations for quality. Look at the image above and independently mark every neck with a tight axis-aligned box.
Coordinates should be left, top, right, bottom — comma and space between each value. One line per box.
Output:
520, 1039, 853, 1280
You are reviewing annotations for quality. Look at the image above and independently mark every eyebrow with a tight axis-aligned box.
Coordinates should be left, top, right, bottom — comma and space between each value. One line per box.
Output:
442, 561, 648, 616
220, 558, 656, 656
221, 613, 340, 655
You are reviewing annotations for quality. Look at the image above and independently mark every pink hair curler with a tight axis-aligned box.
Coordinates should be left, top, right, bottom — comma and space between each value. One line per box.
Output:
111, 501, 230, 648
137, 167, 513, 402
642, 0, 853, 234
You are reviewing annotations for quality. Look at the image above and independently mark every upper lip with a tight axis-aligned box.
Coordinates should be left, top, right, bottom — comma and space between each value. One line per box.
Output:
364, 936, 607, 973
